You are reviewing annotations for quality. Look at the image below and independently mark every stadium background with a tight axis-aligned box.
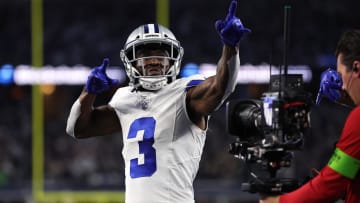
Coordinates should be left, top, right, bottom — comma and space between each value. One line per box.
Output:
0, 0, 359, 202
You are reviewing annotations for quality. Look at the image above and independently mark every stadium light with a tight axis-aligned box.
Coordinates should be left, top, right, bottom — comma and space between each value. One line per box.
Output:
0, 63, 312, 85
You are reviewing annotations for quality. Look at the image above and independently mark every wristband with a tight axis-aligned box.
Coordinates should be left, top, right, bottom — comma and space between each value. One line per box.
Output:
215, 53, 240, 110
66, 99, 81, 138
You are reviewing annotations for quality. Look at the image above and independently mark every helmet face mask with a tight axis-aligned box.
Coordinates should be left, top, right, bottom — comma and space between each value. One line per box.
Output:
120, 24, 184, 91
134, 56, 171, 77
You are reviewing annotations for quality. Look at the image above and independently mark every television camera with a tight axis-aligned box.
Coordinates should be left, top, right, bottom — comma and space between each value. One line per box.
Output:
227, 74, 313, 194
226, 6, 314, 194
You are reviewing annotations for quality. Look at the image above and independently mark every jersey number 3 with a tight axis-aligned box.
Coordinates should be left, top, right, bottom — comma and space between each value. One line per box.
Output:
127, 117, 157, 178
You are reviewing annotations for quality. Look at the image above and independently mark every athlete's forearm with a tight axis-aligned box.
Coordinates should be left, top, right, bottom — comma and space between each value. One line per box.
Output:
66, 89, 97, 138
214, 45, 239, 109
79, 88, 97, 115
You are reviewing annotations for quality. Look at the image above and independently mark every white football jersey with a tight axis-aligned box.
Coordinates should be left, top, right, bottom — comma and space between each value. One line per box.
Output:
109, 74, 208, 203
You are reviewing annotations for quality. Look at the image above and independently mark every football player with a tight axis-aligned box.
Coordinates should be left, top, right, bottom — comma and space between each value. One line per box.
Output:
66, 1, 250, 202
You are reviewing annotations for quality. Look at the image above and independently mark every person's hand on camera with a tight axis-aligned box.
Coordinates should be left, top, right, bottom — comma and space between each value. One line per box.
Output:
215, 0, 251, 47
316, 68, 343, 105
259, 194, 280, 203
85, 58, 120, 94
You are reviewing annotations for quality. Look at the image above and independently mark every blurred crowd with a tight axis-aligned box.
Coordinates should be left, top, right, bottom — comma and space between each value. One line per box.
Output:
0, 85, 352, 192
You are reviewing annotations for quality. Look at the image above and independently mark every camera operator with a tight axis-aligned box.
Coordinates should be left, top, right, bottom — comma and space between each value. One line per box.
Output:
260, 29, 360, 203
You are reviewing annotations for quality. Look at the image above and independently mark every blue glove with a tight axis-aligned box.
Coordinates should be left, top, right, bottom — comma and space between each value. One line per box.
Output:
316, 68, 343, 105
85, 58, 120, 94
215, 0, 251, 47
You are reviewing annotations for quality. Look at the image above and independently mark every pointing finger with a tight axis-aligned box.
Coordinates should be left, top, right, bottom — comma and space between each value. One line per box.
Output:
225, 0, 237, 21
100, 58, 109, 73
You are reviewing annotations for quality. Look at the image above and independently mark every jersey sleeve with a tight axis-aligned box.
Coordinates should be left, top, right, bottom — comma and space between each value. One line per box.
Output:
280, 166, 348, 203
184, 74, 205, 92
280, 106, 360, 203
335, 106, 360, 174
108, 86, 128, 108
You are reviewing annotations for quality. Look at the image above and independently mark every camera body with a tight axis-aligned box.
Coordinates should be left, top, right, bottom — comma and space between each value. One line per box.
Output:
226, 74, 313, 194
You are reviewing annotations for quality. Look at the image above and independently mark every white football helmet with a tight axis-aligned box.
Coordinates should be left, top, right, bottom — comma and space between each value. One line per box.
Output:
120, 24, 184, 90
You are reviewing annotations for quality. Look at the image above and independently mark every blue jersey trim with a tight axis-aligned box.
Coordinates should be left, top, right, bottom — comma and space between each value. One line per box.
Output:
185, 79, 204, 91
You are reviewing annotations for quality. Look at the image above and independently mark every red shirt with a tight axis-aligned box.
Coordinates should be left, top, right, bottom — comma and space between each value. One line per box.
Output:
280, 106, 360, 203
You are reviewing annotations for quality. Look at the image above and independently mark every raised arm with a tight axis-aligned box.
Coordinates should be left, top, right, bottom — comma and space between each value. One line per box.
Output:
186, 0, 250, 127
66, 58, 121, 138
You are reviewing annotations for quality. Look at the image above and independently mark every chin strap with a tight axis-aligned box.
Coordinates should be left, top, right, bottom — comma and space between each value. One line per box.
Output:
66, 99, 81, 138
139, 77, 168, 90
215, 53, 240, 110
